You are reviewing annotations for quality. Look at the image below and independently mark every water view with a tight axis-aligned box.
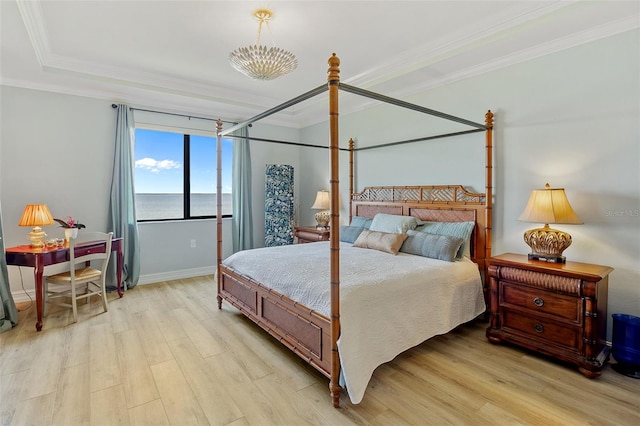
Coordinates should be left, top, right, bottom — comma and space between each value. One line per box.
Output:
135, 193, 232, 220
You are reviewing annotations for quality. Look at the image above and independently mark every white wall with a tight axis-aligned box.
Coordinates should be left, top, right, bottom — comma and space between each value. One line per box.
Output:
301, 30, 640, 334
0, 86, 302, 297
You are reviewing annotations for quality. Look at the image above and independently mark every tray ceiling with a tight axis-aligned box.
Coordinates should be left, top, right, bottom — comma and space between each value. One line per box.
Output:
1, 0, 638, 127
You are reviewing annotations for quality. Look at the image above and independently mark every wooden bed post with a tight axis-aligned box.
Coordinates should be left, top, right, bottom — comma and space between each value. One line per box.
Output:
216, 119, 223, 309
484, 110, 494, 266
349, 138, 354, 224
328, 53, 342, 408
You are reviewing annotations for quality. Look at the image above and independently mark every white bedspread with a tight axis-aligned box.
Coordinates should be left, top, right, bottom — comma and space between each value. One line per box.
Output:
222, 242, 485, 404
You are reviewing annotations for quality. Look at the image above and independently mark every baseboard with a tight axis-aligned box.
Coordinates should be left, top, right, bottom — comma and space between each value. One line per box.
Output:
136, 266, 216, 285
11, 266, 216, 303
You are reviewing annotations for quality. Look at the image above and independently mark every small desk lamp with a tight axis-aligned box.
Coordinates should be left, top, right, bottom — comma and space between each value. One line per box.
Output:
18, 204, 54, 248
311, 190, 330, 229
518, 183, 582, 263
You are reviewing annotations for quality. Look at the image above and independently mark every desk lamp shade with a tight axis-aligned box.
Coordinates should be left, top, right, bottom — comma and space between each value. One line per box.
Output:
19, 204, 54, 248
311, 190, 330, 229
518, 183, 582, 263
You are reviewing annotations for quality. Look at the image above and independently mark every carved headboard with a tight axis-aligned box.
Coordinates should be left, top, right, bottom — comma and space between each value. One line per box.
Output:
351, 185, 490, 270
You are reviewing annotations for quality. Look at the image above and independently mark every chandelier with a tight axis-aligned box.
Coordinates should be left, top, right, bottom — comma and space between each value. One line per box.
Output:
229, 8, 298, 80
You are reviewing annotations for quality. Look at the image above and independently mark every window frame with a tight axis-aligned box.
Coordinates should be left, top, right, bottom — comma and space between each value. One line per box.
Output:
134, 126, 233, 222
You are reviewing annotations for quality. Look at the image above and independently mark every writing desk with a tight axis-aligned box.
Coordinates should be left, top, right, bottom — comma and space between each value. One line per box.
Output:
5, 237, 123, 331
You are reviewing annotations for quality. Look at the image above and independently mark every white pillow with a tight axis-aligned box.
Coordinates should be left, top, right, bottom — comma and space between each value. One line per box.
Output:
369, 213, 419, 234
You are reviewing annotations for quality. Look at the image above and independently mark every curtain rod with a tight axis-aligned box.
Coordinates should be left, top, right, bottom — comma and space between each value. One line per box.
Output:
110, 104, 241, 126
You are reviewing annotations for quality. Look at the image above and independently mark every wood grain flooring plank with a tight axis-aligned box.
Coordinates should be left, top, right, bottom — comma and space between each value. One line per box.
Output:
90, 384, 130, 426
0, 370, 26, 426
132, 309, 174, 366
19, 327, 66, 400
205, 351, 289, 426
166, 337, 242, 425
89, 322, 122, 393
217, 306, 317, 390
10, 392, 56, 426
51, 363, 91, 426
150, 359, 209, 425
115, 329, 160, 409
172, 308, 225, 358
127, 399, 170, 426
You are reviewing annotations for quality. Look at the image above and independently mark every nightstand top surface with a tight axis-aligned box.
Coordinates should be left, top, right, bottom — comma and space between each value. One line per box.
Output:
490, 253, 613, 280
295, 226, 330, 232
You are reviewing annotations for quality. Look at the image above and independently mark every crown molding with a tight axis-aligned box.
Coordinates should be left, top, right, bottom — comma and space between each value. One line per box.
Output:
12, 0, 639, 129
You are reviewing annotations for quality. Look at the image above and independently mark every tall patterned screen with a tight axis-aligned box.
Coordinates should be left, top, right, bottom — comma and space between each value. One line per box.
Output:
265, 164, 294, 246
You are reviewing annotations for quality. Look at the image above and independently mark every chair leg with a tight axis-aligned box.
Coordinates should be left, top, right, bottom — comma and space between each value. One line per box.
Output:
101, 280, 109, 313
70, 278, 78, 324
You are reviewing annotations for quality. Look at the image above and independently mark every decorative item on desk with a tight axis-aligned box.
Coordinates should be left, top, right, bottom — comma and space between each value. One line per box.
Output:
54, 216, 86, 242
311, 189, 330, 229
18, 204, 54, 248
518, 183, 582, 263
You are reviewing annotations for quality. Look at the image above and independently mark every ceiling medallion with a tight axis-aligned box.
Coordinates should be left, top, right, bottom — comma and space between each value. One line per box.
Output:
229, 8, 298, 81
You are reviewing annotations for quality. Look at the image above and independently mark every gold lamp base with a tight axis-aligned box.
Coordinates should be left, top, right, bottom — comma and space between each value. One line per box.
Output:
523, 224, 572, 263
27, 226, 47, 249
315, 210, 330, 229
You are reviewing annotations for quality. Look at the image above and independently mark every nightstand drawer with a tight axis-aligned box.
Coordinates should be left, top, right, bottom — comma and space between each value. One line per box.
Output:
502, 309, 581, 350
294, 226, 330, 244
501, 282, 581, 324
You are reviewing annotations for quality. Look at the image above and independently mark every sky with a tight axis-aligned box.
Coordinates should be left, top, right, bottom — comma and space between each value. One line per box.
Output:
134, 128, 233, 194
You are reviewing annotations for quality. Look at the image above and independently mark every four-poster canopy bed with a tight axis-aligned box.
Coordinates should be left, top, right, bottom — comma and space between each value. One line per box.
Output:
215, 54, 494, 407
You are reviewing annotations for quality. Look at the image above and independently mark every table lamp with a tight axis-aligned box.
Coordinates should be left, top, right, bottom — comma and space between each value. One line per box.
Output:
518, 183, 582, 263
18, 204, 55, 248
311, 189, 330, 229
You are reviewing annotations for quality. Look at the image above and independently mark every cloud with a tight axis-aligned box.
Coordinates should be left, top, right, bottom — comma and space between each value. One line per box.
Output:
135, 157, 181, 173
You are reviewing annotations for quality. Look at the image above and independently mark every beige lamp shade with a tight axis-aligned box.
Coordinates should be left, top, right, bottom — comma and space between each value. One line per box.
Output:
18, 204, 54, 248
518, 183, 582, 225
311, 190, 330, 229
311, 190, 330, 210
518, 183, 582, 263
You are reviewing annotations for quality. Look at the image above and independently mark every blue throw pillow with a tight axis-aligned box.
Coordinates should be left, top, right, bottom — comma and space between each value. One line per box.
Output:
400, 230, 464, 262
414, 221, 475, 260
350, 216, 373, 229
369, 213, 420, 234
339, 225, 366, 243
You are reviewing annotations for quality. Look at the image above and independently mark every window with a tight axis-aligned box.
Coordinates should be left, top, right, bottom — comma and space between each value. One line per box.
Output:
134, 128, 233, 221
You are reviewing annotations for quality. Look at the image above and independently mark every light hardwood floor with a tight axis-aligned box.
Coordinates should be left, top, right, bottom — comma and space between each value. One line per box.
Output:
1, 276, 638, 426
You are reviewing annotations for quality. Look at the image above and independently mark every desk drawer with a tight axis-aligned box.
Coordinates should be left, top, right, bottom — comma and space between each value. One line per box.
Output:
501, 282, 581, 323
502, 309, 581, 350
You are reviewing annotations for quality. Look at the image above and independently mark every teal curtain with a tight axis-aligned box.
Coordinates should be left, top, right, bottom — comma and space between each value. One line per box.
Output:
108, 104, 141, 290
232, 126, 253, 252
0, 202, 19, 332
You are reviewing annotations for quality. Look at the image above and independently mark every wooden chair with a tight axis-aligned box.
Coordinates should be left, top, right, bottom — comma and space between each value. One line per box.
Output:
44, 231, 113, 323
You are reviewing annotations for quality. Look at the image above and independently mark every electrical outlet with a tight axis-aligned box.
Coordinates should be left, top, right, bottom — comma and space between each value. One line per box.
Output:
190, 239, 196, 248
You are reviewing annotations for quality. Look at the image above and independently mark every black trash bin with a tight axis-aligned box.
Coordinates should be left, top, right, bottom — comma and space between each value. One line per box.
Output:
611, 313, 640, 378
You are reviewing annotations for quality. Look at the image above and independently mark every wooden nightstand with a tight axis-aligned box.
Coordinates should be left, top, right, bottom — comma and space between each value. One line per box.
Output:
294, 226, 330, 244
486, 253, 613, 378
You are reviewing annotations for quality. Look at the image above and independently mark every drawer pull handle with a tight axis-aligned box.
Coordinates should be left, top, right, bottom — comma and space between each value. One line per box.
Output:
533, 297, 544, 307
534, 324, 544, 333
